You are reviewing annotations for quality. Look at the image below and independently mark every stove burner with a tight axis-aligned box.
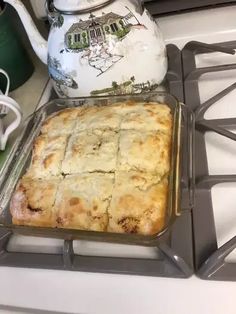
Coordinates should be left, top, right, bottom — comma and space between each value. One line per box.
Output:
183, 40, 236, 280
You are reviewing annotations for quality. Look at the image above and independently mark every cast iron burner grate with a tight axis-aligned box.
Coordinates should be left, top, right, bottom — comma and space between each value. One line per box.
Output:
0, 44, 193, 278
182, 40, 236, 280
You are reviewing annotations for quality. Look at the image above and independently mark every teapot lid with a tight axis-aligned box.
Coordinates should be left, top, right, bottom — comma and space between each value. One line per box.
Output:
54, 0, 115, 13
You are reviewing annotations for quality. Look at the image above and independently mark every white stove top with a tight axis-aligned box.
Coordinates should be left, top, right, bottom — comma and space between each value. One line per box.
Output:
2, 4, 236, 314
158, 5, 236, 48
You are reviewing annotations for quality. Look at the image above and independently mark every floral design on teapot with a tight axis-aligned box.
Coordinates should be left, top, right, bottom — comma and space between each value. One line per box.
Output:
61, 7, 147, 77
91, 76, 158, 96
52, 14, 64, 28
48, 55, 78, 96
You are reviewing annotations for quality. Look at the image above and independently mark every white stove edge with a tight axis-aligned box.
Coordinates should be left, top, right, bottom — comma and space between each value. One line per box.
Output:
158, 5, 236, 48
1, 5, 236, 314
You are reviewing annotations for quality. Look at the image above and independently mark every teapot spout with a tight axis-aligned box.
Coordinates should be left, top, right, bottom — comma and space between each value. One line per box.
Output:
4, 0, 47, 64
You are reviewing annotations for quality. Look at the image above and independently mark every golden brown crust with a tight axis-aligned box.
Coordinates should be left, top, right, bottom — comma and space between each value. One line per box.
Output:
54, 173, 114, 231
62, 129, 119, 175
118, 130, 171, 175
26, 135, 68, 179
75, 105, 122, 131
10, 101, 173, 236
117, 101, 172, 133
10, 177, 60, 227
108, 172, 168, 235
41, 108, 80, 136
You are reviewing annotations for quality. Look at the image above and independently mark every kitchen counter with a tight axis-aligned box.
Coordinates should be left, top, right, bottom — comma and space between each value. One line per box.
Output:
0, 54, 48, 170
7, 0, 49, 118
9, 56, 48, 119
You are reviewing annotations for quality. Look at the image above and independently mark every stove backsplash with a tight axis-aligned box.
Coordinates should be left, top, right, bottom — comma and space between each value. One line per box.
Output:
144, 0, 236, 16
27, 0, 236, 19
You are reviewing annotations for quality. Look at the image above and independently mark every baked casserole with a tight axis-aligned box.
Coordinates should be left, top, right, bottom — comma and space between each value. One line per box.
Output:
10, 101, 173, 235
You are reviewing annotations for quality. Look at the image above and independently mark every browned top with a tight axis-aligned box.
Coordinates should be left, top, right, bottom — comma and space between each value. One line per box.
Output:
10, 177, 60, 227
10, 101, 173, 235
108, 172, 168, 235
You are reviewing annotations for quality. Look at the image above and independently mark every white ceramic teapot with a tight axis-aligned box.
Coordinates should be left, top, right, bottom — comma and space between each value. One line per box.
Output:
4, 0, 167, 97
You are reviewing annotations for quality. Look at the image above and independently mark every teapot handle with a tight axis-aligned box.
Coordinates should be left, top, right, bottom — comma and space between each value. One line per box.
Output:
131, 0, 145, 15
45, 0, 54, 12
46, 0, 146, 15
45, 0, 60, 24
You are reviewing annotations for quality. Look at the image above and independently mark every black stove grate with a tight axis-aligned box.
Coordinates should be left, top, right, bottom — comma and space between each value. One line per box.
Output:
182, 40, 236, 280
0, 44, 194, 278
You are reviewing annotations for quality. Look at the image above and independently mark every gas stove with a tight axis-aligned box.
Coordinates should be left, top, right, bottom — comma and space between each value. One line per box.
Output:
2, 40, 236, 281
1, 5, 236, 285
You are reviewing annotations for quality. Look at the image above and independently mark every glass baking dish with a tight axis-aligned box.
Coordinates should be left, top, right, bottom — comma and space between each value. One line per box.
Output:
0, 92, 192, 246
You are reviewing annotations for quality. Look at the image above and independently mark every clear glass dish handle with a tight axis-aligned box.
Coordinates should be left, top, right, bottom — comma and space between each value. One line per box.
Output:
180, 102, 195, 209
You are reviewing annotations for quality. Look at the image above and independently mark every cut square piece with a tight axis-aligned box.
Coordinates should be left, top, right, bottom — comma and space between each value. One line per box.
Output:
41, 108, 80, 136
10, 177, 60, 227
54, 173, 114, 231
26, 135, 69, 178
118, 130, 171, 175
120, 102, 172, 133
62, 129, 119, 174
108, 171, 168, 235
75, 105, 122, 132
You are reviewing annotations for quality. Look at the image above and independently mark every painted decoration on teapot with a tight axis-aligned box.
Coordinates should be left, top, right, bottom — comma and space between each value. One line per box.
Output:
47, 1, 167, 97
62, 9, 146, 77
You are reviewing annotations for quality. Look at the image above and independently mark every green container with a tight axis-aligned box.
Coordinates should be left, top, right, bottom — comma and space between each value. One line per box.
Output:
0, 4, 34, 92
